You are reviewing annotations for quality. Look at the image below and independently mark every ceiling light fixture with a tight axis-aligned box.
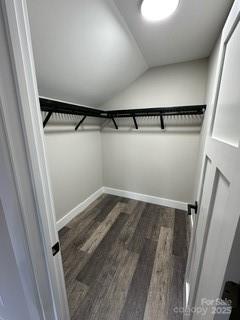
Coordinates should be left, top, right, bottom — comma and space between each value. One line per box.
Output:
141, 0, 180, 22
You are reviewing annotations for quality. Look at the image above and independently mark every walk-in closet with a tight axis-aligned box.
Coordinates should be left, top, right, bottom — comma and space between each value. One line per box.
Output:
26, 0, 234, 319
2, 0, 239, 319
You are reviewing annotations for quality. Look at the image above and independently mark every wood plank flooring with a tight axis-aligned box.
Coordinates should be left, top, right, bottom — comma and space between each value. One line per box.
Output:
59, 194, 188, 320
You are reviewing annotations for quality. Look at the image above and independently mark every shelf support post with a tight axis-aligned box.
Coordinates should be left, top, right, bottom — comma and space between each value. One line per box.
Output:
43, 111, 53, 128
160, 115, 165, 130
133, 115, 138, 129
111, 116, 118, 130
75, 115, 87, 131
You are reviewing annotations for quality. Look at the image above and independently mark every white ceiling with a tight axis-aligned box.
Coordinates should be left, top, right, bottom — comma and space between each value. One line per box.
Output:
27, 0, 233, 106
113, 0, 233, 67
27, 0, 147, 107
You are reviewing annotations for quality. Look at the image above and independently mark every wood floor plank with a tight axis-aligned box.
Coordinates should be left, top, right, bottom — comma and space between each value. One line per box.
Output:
81, 202, 124, 254
87, 250, 139, 320
159, 206, 175, 228
59, 226, 72, 250
127, 203, 160, 254
119, 238, 158, 320
67, 281, 89, 317
77, 212, 129, 286
73, 218, 100, 249
172, 209, 187, 257
63, 249, 90, 287
145, 203, 162, 242
95, 195, 120, 222
167, 255, 186, 320
67, 195, 104, 229
124, 199, 138, 215
119, 201, 146, 245
143, 227, 174, 320
121, 196, 129, 203
61, 207, 101, 252
59, 226, 70, 238
72, 244, 130, 320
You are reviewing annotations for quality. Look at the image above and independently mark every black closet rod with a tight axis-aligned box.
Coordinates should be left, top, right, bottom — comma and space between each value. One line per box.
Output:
40, 98, 104, 117
40, 98, 206, 127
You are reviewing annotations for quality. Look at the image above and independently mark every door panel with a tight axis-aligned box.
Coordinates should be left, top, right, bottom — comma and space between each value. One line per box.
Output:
187, 157, 215, 308
186, 2, 240, 319
194, 172, 231, 319
0, 200, 31, 320
212, 21, 240, 147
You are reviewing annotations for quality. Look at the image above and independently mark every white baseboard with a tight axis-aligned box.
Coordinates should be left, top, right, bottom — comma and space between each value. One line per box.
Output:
103, 187, 187, 211
57, 186, 187, 230
56, 187, 104, 231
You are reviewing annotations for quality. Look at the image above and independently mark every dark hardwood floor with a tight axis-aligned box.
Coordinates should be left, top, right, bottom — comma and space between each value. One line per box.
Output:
59, 194, 188, 320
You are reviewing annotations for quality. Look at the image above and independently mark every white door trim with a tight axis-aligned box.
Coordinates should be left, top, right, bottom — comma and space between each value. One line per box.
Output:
1, 0, 69, 319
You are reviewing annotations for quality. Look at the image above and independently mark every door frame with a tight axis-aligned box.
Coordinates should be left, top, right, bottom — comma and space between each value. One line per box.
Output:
184, 0, 240, 317
0, 0, 69, 319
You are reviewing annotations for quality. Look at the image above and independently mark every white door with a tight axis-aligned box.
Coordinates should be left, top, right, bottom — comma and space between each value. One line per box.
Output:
185, 1, 240, 319
0, 200, 32, 320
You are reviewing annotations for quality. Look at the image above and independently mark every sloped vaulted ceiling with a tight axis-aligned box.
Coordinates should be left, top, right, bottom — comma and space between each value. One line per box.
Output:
113, 0, 233, 67
27, 0, 147, 107
27, 0, 233, 107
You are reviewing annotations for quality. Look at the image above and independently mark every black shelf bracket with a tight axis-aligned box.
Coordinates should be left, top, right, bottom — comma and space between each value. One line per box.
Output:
43, 111, 53, 128
111, 116, 118, 130
133, 115, 138, 129
75, 115, 87, 131
160, 115, 165, 130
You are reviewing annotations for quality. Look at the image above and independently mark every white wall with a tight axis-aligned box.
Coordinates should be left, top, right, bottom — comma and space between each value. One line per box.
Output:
44, 131, 103, 221
103, 59, 208, 108
102, 59, 208, 203
102, 132, 200, 203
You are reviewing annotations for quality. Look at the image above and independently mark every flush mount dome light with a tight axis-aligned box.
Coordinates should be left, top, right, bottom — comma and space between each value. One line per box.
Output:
141, 0, 180, 21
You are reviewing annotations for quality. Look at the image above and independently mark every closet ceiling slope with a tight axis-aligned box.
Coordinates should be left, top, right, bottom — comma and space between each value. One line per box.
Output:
27, 0, 233, 108
26, 0, 147, 107
114, 0, 233, 67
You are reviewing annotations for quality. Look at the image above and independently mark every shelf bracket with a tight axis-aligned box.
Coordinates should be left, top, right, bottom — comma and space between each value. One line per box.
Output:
43, 111, 53, 128
133, 115, 138, 129
75, 115, 87, 131
160, 115, 165, 130
111, 116, 118, 130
